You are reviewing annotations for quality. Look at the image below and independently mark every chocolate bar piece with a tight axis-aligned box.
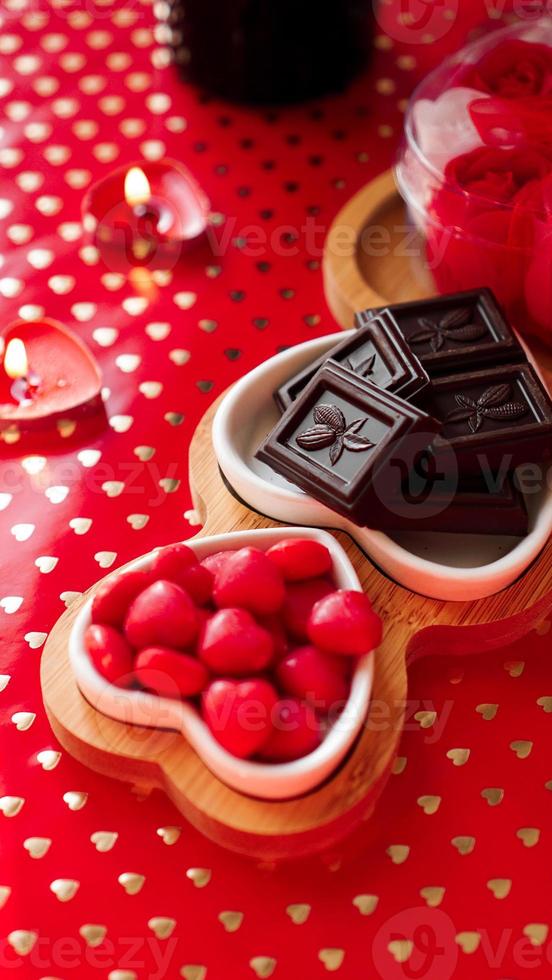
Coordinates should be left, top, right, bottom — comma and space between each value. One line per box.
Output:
258, 361, 440, 526
274, 310, 430, 413
360, 288, 525, 376
375, 472, 529, 537
424, 363, 552, 475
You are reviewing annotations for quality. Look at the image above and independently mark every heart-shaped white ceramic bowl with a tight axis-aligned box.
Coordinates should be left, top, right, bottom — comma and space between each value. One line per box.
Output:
69, 526, 374, 800
212, 331, 552, 601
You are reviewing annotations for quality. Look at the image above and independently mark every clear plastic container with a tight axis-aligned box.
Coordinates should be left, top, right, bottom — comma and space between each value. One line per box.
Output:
396, 18, 552, 346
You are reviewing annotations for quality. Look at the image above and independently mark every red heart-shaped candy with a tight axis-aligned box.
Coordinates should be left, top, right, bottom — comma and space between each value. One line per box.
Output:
198, 608, 274, 675
259, 698, 322, 762
91, 569, 153, 629
307, 590, 382, 656
85, 623, 134, 686
124, 580, 198, 650
201, 678, 278, 758
282, 577, 334, 641
213, 547, 285, 615
276, 645, 349, 711
266, 538, 332, 581
134, 646, 209, 698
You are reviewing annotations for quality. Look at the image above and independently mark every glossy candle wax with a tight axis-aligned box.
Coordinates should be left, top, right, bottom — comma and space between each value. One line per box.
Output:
83, 159, 210, 272
0, 319, 102, 430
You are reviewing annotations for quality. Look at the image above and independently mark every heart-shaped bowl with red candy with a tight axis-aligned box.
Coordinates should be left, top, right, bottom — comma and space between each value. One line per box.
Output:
69, 527, 378, 800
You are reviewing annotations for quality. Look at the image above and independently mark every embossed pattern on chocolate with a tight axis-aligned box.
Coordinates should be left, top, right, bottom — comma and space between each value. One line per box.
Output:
295, 404, 374, 466
274, 311, 429, 413
361, 288, 525, 376
426, 363, 552, 475
258, 361, 440, 526
345, 353, 376, 377
410, 308, 487, 353
445, 383, 528, 434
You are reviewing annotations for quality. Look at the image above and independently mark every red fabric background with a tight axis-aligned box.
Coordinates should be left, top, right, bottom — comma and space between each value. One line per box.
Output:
1, 1, 551, 978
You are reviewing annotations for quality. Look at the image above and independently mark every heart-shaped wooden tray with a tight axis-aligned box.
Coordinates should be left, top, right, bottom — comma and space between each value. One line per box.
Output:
41, 389, 552, 860
41, 170, 552, 860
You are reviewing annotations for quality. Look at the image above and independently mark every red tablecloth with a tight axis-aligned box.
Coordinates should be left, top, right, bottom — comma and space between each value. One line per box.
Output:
1, 2, 551, 978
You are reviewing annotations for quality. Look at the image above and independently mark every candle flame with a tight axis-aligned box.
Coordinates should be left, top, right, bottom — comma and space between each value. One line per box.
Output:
4, 338, 29, 380
124, 166, 151, 208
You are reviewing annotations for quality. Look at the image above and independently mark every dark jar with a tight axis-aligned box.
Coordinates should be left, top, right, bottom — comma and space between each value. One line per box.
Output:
163, 0, 373, 104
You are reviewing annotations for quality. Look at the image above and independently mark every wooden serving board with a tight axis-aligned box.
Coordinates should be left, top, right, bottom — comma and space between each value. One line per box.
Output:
41, 388, 552, 860
40, 169, 552, 860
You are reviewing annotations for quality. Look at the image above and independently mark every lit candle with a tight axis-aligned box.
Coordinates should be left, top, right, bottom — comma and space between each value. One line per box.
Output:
82, 158, 211, 274
124, 165, 174, 236
124, 166, 151, 208
0, 319, 103, 445
4, 338, 41, 405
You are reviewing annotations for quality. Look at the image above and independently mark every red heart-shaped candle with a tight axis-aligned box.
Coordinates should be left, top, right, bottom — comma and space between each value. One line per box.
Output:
82, 159, 211, 273
0, 318, 103, 440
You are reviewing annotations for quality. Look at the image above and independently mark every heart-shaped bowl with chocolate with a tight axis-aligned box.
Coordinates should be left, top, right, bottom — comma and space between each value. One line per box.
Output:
69, 527, 375, 801
212, 332, 552, 601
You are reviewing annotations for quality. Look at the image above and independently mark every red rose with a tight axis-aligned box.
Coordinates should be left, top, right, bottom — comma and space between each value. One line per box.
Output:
456, 39, 552, 98
469, 95, 552, 154
426, 146, 552, 340
426, 208, 528, 312
430, 145, 551, 228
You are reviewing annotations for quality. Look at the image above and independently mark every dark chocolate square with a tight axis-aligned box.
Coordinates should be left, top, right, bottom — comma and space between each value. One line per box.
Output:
374, 473, 528, 536
274, 310, 429, 413
359, 288, 525, 376
258, 361, 440, 525
425, 363, 552, 475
